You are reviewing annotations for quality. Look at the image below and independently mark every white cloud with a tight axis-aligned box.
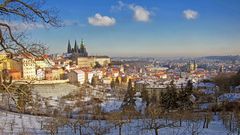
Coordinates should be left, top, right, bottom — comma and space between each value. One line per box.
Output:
0, 20, 45, 32
183, 9, 199, 20
88, 13, 116, 26
111, 1, 151, 22
63, 20, 85, 27
129, 5, 151, 22
111, 1, 125, 11
17, 23, 45, 31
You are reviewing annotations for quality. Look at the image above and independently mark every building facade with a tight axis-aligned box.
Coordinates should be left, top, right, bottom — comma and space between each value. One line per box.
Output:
68, 70, 85, 84
67, 39, 88, 57
76, 56, 111, 68
66, 39, 111, 68
22, 58, 36, 80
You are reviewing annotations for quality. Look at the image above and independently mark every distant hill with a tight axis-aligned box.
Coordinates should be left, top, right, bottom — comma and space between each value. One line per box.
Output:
202, 55, 240, 61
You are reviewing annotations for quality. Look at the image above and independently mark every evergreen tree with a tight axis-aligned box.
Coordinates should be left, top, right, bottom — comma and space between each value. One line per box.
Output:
110, 79, 115, 89
128, 79, 133, 91
127, 79, 135, 97
115, 77, 120, 86
234, 70, 240, 86
121, 79, 136, 112
141, 84, 150, 107
161, 80, 178, 110
94, 62, 102, 68
91, 76, 97, 87
185, 80, 193, 94
178, 80, 193, 110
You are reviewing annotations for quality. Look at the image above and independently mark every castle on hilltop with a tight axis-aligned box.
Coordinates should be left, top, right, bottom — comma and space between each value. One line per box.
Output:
67, 39, 88, 57
66, 39, 111, 67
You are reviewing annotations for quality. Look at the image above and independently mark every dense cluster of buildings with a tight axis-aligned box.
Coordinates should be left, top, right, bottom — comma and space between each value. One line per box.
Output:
0, 39, 112, 84
1, 40, 239, 90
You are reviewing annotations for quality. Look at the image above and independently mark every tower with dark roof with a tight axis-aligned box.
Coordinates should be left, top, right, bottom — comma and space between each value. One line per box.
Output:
67, 39, 88, 57
67, 40, 72, 53
78, 39, 88, 57
74, 40, 79, 53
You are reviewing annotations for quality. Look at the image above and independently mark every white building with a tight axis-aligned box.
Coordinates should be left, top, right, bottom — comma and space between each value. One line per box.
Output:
68, 70, 85, 84
80, 69, 96, 84
87, 71, 94, 84
22, 58, 36, 80
36, 68, 45, 80
103, 77, 111, 85
95, 69, 103, 79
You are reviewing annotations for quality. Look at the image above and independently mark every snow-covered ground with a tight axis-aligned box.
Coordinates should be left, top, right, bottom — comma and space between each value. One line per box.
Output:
0, 83, 238, 135
33, 83, 78, 98
101, 99, 122, 112
0, 110, 45, 134
218, 93, 240, 102
0, 110, 236, 135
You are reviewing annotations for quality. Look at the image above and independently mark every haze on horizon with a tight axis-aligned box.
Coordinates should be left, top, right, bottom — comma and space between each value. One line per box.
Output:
24, 0, 240, 57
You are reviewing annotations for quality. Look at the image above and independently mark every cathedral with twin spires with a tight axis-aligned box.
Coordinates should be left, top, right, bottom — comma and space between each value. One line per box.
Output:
67, 39, 88, 57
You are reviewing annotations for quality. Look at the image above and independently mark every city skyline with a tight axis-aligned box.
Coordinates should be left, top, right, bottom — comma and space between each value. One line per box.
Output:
24, 0, 240, 57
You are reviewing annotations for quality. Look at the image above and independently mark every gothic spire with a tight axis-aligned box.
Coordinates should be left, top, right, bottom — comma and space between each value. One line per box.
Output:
81, 38, 84, 45
80, 39, 84, 50
74, 40, 78, 53
67, 40, 72, 53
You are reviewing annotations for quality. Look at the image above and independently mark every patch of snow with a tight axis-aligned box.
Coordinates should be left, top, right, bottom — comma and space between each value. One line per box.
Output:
218, 93, 240, 102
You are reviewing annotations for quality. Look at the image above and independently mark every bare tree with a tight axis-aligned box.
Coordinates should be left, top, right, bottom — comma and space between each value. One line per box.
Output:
142, 105, 177, 135
107, 110, 131, 135
43, 114, 68, 135
179, 112, 204, 135
43, 118, 59, 135
0, 0, 60, 57
76, 104, 90, 135
202, 111, 212, 129
0, 0, 60, 111
89, 105, 111, 135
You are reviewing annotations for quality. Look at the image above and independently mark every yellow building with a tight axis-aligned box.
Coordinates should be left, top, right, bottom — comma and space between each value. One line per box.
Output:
76, 56, 95, 67
0, 54, 37, 80
76, 56, 111, 68
0, 54, 11, 71
95, 56, 111, 67
35, 58, 54, 69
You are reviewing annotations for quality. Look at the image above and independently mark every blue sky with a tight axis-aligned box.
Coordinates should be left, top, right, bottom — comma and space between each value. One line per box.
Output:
29, 0, 240, 57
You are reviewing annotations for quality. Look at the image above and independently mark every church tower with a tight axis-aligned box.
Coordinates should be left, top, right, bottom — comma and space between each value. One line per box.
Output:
74, 40, 79, 53
193, 60, 197, 71
79, 39, 88, 57
67, 40, 72, 53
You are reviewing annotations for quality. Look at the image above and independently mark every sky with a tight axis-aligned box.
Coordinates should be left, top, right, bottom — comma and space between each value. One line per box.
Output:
27, 0, 240, 57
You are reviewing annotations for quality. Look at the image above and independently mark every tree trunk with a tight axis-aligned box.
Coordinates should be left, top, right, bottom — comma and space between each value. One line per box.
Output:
230, 113, 233, 131
79, 126, 82, 135
180, 118, 182, 127
119, 125, 122, 135
51, 130, 54, 135
206, 118, 209, 128
203, 116, 206, 128
7, 95, 10, 110
40, 121, 43, 130
74, 125, 77, 134
1, 93, 4, 103
154, 129, 158, 135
